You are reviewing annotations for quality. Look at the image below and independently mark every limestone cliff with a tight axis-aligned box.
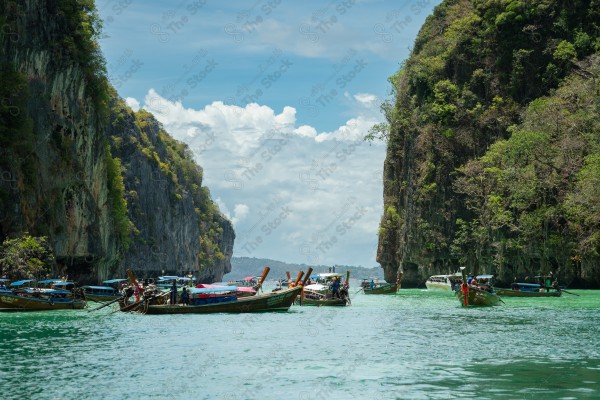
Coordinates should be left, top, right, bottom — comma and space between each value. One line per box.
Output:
0, 0, 119, 279
0, 0, 233, 282
107, 100, 234, 282
377, 0, 600, 288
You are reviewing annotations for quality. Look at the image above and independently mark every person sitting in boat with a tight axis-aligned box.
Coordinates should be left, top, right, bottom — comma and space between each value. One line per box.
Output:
180, 287, 189, 306
478, 278, 493, 292
470, 276, 479, 288
331, 278, 340, 299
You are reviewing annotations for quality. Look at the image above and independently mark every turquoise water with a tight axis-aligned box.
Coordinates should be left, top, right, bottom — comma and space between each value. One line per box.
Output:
1, 287, 599, 399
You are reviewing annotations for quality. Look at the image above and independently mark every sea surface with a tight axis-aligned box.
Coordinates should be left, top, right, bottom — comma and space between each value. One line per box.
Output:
1, 285, 599, 400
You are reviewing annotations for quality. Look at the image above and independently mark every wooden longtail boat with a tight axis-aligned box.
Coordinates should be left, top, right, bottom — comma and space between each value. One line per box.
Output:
362, 279, 398, 295
0, 290, 86, 310
456, 268, 500, 307
496, 283, 562, 297
0, 279, 86, 311
455, 287, 501, 307
300, 270, 351, 306
300, 295, 348, 306
139, 286, 302, 314
495, 288, 561, 297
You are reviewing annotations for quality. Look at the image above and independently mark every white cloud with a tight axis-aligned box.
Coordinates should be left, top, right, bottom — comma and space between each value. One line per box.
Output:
215, 199, 250, 226
232, 203, 250, 224
125, 97, 140, 111
354, 93, 378, 107
314, 115, 378, 142
293, 125, 317, 138
140, 89, 386, 266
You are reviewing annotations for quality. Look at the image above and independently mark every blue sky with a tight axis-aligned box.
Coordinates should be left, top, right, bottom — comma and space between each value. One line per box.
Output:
96, 0, 441, 269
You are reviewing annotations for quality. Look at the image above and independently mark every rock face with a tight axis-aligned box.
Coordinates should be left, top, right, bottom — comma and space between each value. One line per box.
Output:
0, 0, 233, 282
0, 0, 120, 280
107, 102, 234, 282
377, 0, 600, 288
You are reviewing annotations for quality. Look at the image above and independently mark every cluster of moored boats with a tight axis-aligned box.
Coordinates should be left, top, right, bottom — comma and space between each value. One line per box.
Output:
425, 267, 569, 307
0, 264, 572, 313
0, 266, 354, 314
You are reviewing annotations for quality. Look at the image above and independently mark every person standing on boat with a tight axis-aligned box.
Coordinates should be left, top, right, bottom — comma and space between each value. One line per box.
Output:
370, 279, 375, 290
331, 278, 340, 299
545, 274, 552, 292
134, 282, 142, 302
170, 280, 177, 305
181, 287, 189, 306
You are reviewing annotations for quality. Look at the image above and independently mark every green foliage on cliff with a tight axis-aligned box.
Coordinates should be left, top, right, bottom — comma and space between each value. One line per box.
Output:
105, 145, 131, 250
56, 0, 109, 115
377, 0, 600, 285
0, 234, 55, 279
108, 99, 227, 267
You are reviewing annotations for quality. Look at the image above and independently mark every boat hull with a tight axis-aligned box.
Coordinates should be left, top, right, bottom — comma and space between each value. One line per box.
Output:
0, 294, 86, 310
496, 289, 561, 297
455, 288, 500, 307
140, 286, 301, 314
364, 284, 398, 295
300, 297, 348, 306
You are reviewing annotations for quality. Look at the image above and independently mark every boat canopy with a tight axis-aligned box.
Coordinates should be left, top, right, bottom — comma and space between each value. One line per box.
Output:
304, 283, 328, 291
83, 285, 118, 291
52, 282, 75, 290
317, 273, 343, 278
190, 286, 238, 294
243, 276, 257, 281
10, 280, 34, 286
38, 279, 62, 284
236, 287, 257, 293
103, 279, 127, 284
45, 289, 72, 295
476, 275, 494, 279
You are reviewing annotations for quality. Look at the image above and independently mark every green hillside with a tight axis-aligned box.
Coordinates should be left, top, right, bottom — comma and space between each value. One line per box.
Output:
374, 0, 600, 287
224, 257, 384, 281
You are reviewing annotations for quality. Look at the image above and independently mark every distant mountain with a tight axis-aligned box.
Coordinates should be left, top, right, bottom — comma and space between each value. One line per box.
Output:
224, 257, 384, 281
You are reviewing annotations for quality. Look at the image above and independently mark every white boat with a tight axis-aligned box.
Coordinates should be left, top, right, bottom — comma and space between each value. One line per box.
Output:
301, 272, 350, 306
425, 273, 462, 292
